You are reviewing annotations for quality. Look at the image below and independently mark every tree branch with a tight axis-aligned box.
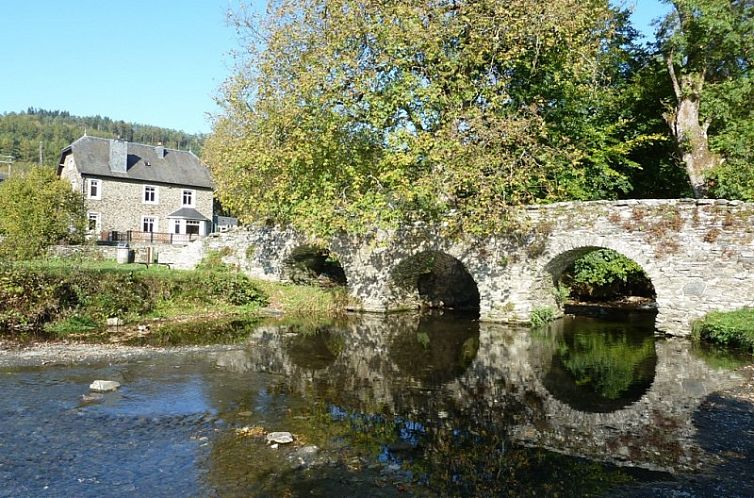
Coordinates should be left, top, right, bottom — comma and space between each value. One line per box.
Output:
666, 51, 682, 101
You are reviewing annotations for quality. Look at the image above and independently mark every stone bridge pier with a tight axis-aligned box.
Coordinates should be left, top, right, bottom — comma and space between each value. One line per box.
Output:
160, 199, 754, 336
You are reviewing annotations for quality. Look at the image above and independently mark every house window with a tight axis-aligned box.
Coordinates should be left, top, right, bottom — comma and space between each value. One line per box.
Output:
87, 179, 101, 200
182, 189, 195, 207
143, 185, 158, 204
87, 212, 100, 232
186, 220, 200, 235
142, 216, 157, 233
174, 220, 181, 234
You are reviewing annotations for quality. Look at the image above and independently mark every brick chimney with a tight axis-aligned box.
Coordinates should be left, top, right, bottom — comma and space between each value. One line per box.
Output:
109, 139, 127, 173
155, 142, 165, 159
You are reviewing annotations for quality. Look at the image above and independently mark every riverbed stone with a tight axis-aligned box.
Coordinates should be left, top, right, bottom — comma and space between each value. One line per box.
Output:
89, 380, 121, 392
266, 431, 294, 444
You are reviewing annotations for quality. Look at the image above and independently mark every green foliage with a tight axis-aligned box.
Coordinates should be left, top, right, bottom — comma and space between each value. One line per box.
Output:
530, 307, 555, 328
556, 331, 656, 400
692, 307, 754, 353
207, 1, 656, 236
0, 167, 86, 259
656, 0, 754, 192
0, 108, 204, 169
0, 262, 268, 335
196, 248, 235, 272
562, 249, 654, 301
552, 284, 571, 307
707, 163, 754, 201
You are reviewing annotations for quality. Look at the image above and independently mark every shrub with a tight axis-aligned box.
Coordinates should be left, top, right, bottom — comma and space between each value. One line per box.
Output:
692, 308, 754, 353
562, 249, 654, 301
530, 306, 555, 328
0, 167, 86, 259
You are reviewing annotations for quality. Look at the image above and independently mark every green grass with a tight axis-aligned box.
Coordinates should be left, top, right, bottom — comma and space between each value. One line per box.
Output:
1, 257, 348, 340
692, 308, 754, 353
255, 280, 349, 316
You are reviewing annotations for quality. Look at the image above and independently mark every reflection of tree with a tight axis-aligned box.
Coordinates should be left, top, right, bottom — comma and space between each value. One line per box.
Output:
283, 328, 345, 371
389, 314, 479, 384
558, 333, 655, 400
540, 317, 657, 413
125, 318, 260, 346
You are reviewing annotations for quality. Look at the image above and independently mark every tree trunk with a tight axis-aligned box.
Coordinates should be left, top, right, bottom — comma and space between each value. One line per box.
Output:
664, 59, 720, 198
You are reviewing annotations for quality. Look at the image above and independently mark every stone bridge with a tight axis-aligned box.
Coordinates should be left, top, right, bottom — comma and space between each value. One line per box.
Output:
160, 199, 754, 335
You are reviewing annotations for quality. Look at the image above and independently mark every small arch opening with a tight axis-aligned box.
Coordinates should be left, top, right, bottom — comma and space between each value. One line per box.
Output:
391, 251, 480, 313
552, 248, 656, 316
282, 245, 347, 287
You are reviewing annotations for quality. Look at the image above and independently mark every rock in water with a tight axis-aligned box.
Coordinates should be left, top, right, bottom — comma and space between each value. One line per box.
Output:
89, 380, 121, 392
266, 432, 294, 445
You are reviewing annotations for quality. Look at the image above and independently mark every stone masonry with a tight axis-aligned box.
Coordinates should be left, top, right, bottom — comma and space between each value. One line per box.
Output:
159, 199, 754, 336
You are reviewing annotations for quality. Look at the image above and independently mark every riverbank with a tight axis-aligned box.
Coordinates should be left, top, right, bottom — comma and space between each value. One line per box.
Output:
0, 259, 347, 343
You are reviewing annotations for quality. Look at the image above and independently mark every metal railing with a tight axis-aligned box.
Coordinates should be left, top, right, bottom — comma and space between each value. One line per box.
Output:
99, 230, 202, 245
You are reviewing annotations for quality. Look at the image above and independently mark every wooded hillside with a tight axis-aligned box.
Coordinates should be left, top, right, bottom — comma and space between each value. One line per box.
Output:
0, 108, 204, 170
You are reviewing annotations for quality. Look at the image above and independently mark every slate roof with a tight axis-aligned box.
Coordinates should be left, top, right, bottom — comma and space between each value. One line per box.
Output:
59, 136, 213, 189
167, 207, 211, 222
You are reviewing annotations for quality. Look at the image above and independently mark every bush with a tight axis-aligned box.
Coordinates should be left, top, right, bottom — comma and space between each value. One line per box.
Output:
0, 167, 86, 259
530, 307, 555, 328
692, 308, 754, 353
562, 249, 654, 301
0, 263, 268, 335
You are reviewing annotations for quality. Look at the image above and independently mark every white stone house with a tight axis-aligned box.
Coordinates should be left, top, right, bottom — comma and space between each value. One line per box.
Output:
58, 136, 214, 243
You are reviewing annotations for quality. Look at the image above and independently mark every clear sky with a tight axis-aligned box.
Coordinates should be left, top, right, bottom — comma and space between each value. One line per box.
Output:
0, 1, 670, 135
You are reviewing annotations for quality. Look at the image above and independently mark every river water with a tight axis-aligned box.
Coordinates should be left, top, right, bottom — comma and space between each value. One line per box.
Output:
0, 313, 751, 497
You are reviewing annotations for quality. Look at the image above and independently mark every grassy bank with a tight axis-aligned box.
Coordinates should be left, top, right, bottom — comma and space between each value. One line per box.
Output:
692, 308, 754, 353
0, 259, 346, 340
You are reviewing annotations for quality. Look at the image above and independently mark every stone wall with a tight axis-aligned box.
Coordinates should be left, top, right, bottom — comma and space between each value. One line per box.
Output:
159, 199, 754, 336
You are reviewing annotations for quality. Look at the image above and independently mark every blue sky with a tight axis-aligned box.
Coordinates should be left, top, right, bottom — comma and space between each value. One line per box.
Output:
0, 1, 670, 135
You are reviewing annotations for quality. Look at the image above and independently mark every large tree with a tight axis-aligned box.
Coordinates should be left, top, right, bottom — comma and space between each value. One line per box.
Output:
0, 167, 86, 259
658, 0, 754, 197
207, 0, 649, 236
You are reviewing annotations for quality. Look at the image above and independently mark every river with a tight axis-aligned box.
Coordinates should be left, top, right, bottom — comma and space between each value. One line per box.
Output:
1, 312, 752, 496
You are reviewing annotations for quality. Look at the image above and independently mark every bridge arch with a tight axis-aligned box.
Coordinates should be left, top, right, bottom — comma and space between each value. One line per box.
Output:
529, 235, 671, 325
389, 250, 481, 312
280, 243, 349, 287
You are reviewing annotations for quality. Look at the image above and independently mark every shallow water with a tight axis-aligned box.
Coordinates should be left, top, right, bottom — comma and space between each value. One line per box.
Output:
0, 313, 750, 497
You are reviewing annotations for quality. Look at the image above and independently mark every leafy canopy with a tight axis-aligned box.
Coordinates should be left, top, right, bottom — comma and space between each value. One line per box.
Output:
657, 0, 754, 198
206, 0, 650, 236
0, 167, 86, 259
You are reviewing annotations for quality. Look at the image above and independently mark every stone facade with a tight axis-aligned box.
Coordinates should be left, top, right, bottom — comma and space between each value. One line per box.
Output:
58, 137, 214, 239
160, 199, 754, 336
80, 176, 213, 237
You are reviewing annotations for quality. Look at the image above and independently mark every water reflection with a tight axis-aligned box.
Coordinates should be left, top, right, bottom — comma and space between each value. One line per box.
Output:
0, 313, 748, 497
389, 312, 479, 383
538, 316, 657, 413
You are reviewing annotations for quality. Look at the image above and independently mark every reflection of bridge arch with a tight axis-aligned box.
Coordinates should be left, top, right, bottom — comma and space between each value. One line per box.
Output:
211, 314, 742, 472
534, 317, 658, 413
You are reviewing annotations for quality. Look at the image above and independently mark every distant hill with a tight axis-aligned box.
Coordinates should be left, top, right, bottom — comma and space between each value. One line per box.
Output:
0, 108, 205, 171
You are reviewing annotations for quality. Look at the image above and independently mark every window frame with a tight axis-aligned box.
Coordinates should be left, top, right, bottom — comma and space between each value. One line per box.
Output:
143, 185, 159, 204
142, 216, 157, 233
86, 178, 102, 200
181, 189, 195, 208
87, 212, 101, 232
185, 220, 200, 235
